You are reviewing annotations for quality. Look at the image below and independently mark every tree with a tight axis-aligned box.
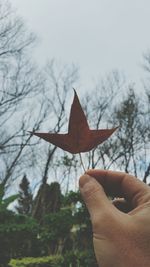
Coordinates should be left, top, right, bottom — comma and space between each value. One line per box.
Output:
71, 74, 150, 184
85, 83, 150, 183
0, 0, 48, 192
0, 0, 79, 200
29, 60, 79, 192
16, 174, 33, 215
32, 181, 62, 223
72, 71, 125, 171
0, 183, 18, 212
0, 209, 39, 266
110, 88, 150, 181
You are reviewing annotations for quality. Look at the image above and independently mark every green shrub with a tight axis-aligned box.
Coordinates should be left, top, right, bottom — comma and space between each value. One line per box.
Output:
9, 250, 98, 267
0, 210, 40, 266
9, 255, 63, 267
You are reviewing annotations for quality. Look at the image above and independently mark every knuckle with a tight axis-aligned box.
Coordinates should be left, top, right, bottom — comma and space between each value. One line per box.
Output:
92, 211, 113, 234
92, 207, 119, 234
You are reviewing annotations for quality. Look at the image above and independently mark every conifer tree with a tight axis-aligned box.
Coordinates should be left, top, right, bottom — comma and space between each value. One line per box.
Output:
17, 174, 33, 215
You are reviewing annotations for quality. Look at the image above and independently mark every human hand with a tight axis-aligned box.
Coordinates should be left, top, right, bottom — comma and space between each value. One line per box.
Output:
79, 170, 150, 267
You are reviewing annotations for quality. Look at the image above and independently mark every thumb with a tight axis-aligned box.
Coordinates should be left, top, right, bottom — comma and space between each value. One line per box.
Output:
79, 174, 117, 227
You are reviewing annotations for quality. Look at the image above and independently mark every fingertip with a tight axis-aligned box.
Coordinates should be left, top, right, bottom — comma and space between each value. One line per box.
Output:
79, 172, 117, 224
79, 174, 93, 188
85, 169, 94, 173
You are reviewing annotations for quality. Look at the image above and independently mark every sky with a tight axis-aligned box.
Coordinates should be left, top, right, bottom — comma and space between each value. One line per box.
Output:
10, 0, 150, 91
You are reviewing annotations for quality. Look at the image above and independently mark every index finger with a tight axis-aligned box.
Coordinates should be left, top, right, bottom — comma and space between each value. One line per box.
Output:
86, 169, 150, 208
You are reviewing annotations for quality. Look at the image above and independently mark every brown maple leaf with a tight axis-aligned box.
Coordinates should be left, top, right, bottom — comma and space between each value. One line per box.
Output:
29, 90, 118, 154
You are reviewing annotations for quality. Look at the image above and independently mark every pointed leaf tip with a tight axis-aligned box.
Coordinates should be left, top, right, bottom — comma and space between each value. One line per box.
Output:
73, 88, 77, 96
28, 131, 35, 136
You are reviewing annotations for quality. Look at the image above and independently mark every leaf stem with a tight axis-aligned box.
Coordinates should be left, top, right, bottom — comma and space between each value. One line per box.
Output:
79, 153, 86, 172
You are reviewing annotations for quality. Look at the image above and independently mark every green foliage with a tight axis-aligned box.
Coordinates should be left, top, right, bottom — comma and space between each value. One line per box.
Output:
39, 208, 74, 254
0, 183, 19, 212
16, 175, 33, 215
63, 250, 98, 267
0, 210, 39, 266
9, 250, 98, 267
32, 182, 62, 222
0, 179, 95, 266
62, 191, 93, 250
0, 183, 4, 200
0, 194, 19, 211
63, 191, 82, 206
43, 208, 73, 239
9, 255, 64, 267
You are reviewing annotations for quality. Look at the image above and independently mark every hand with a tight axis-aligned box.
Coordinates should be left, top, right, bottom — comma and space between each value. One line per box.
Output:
79, 169, 150, 267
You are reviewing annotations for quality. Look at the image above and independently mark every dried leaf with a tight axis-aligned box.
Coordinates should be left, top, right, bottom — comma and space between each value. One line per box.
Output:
30, 90, 118, 154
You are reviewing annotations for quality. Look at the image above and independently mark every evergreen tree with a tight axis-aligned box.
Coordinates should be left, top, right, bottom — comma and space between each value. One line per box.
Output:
16, 174, 33, 215
32, 181, 62, 223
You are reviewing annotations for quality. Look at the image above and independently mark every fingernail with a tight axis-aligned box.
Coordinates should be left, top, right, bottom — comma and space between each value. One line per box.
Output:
79, 174, 93, 188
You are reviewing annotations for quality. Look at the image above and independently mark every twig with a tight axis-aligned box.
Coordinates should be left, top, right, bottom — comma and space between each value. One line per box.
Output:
79, 153, 86, 172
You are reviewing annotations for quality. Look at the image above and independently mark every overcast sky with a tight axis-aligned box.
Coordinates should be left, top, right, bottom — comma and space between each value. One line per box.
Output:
11, 0, 150, 91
